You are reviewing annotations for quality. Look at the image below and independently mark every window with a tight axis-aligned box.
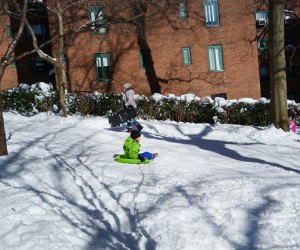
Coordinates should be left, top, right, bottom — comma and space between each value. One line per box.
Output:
178, 1, 187, 19
207, 45, 223, 72
27, 24, 46, 41
211, 93, 227, 100
6, 25, 12, 38
182, 47, 191, 65
140, 49, 150, 68
204, 0, 219, 27
11, 60, 17, 69
94, 53, 111, 82
255, 10, 268, 27
88, 6, 107, 34
31, 55, 46, 71
257, 38, 267, 54
61, 53, 67, 63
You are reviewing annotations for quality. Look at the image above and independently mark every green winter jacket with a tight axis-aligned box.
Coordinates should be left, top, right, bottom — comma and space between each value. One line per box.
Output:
123, 137, 140, 159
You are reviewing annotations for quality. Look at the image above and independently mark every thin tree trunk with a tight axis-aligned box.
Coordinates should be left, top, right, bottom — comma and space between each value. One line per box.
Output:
55, 65, 68, 116
56, 1, 68, 117
0, 0, 28, 155
0, 95, 8, 155
269, 0, 289, 131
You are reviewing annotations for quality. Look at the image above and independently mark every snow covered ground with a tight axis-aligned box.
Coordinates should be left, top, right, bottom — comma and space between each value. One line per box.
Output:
0, 112, 300, 250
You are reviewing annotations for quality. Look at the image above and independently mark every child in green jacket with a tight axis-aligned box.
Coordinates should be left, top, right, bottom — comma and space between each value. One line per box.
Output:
123, 130, 158, 162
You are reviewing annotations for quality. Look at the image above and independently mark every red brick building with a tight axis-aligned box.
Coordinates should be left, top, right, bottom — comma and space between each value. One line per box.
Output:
62, 0, 261, 100
0, 16, 19, 90
1, 0, 299, 101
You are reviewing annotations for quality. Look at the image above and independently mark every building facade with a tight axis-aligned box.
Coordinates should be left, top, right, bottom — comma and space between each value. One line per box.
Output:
2, 0, 299, 101
60, 0, 261, 99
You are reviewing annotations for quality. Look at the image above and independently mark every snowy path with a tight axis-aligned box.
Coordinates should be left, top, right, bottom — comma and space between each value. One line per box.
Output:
0, 112, 300, 250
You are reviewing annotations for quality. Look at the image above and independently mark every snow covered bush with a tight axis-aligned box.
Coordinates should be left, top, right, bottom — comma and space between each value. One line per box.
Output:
2, 82, 300, 126
225, 102, 270, 126
1, 83, 57, 116
87, 92, 123, 116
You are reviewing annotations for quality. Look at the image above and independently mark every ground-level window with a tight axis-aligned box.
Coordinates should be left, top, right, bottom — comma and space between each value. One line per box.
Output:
94, 53, 111, 82
211, 93, 227, 100
204, 0, 219, 27
182, 47, 191, 65
207, 45, 223, 72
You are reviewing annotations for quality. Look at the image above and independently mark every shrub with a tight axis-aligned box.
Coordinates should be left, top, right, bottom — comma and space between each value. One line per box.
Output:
1, 85, 285, 127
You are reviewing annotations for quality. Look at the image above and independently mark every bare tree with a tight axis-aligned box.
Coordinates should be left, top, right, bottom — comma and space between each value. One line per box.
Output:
25, 0, 72, 116
0, 0, 28, 156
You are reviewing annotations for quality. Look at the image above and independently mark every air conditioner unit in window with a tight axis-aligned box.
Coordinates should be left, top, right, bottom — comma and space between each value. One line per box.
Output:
258, 19, 266, 26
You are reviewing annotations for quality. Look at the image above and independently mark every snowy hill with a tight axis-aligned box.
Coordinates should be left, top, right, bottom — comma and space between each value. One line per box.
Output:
0, 112, 300, 250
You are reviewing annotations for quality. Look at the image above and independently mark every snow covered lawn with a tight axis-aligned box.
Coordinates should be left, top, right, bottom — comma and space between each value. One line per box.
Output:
0, 112, 300, 250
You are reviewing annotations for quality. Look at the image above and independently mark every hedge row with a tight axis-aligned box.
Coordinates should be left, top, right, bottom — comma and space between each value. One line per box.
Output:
1, 86, 299, 127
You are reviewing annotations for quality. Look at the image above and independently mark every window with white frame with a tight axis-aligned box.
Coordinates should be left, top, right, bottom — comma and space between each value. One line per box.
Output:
178, 1, 187, 19
94, 53, 111, 82
207, 45, 223, 72
182, 47, 191, 65
89, 5, 107, 34
204, 0, 219, 27
255, 10, 268, 26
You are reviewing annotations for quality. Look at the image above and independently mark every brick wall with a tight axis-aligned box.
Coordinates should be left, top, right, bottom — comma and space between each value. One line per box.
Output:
62, 0, 261, 99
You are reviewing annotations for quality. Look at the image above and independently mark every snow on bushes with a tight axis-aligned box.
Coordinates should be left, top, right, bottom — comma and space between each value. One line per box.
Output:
1, 82, 299, 126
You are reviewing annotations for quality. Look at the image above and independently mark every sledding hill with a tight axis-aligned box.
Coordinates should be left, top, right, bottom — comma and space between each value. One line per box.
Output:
0, 112, 299, 250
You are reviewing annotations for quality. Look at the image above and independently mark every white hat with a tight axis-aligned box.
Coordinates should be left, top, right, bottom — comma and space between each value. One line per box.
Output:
123, 83, 132, 90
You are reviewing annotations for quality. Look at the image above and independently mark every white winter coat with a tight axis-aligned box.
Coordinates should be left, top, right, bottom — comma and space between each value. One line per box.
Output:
123, 88, 137, 108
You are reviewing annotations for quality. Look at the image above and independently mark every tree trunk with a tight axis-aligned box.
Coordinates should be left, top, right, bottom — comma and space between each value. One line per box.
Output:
56, 2, 68, 117
0, 0, 29, 155
269, 0, 289, 131
55, 65, 68, 117
0, 95, 8, 155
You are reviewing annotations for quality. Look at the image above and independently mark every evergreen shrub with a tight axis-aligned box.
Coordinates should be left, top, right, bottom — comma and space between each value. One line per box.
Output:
0, 86, 279, 127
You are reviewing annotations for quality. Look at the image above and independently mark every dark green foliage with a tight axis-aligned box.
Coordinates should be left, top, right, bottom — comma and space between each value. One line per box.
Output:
225, 102, 271, 126
1, 87, 276, 126
87, 93, 123, 116
2, 89, 39, 116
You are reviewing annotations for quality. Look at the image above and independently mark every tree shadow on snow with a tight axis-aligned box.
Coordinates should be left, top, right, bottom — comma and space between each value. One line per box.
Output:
143, 123, 300, 175
174, 181, 299, 250
1, 119, 157, 250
